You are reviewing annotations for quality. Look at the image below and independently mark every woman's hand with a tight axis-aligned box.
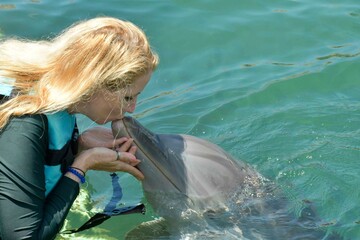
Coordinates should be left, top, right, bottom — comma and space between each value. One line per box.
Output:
71, 146, 144, 181
70, 126, 144, 180
77, 126, 131, 152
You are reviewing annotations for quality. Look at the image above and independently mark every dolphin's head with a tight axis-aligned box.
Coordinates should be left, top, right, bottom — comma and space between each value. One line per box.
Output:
112, 116, 261, 217
112, 117, 188, 194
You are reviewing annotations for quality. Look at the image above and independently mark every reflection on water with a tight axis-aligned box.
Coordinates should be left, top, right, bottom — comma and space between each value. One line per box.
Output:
0, 4, 15, 10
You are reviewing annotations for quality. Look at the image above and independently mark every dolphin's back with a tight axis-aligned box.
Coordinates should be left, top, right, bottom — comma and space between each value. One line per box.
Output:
179, 134, 259, 199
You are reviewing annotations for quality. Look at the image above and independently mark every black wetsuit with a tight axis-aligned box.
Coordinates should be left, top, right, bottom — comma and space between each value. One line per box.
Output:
0, 114, 79, 239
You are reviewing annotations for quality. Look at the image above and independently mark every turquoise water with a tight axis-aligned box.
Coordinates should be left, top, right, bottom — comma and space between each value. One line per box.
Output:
1, 0, 359, 239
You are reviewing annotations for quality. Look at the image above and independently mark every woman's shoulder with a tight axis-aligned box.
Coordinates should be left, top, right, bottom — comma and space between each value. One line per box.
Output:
3, 114, 48, 135
9, 114, 48, 126
0, 114, 49, 155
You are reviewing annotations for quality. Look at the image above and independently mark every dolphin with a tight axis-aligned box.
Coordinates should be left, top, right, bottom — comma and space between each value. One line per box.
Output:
111, 117, 266, 215
111, 117, 340, 239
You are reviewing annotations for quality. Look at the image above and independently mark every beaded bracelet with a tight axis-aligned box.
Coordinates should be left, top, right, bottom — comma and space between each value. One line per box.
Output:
67, 167, 86, 184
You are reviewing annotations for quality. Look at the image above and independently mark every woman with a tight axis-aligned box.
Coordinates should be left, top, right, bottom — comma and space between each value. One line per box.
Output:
0, 17, 158, 239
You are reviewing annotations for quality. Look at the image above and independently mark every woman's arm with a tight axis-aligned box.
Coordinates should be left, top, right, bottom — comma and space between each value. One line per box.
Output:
0, 115, 79, 240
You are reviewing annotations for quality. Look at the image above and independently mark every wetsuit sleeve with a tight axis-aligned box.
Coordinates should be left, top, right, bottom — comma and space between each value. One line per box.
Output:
0, 115, 80, 240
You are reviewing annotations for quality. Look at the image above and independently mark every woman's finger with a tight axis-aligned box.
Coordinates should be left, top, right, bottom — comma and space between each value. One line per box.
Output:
115, 151, 140, 166
120, 164, 144, 181
118, 138, 134, 152
129, 145, 137, 155
113, 137, 129, 149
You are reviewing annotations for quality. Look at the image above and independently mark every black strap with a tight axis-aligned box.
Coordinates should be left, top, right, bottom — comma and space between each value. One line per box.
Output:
61, 204, 146, 234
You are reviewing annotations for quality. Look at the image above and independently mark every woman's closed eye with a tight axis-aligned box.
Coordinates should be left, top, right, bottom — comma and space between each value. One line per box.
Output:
124, 92, 141, 102
124, 96, 134, 102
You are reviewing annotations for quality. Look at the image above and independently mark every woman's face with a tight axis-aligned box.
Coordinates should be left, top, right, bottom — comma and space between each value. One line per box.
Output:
76, 71, 152, 124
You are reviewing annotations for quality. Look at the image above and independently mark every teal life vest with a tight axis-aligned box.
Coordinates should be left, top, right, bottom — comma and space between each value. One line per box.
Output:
44, 111, 78, 196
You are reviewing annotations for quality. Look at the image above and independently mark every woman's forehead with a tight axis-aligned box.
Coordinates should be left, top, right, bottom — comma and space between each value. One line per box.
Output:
125, 71, 152, 94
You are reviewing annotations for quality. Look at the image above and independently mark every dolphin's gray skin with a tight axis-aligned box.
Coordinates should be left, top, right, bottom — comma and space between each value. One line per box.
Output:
112, 117, 340, 240
112, 117, 265, 214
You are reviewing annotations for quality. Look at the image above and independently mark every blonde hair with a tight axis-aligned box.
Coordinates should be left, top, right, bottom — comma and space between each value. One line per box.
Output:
0, 17, 159, 129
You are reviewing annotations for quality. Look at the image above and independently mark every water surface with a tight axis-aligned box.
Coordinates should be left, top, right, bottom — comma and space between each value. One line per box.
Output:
0, 0, 359, 239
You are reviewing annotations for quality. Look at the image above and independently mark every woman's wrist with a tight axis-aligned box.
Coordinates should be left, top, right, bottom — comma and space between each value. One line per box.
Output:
66, 167, 86, 183
66, 161, 87, 184
71, 150, 91, 172
65, 151, 90, 183
65, 171, 83, 183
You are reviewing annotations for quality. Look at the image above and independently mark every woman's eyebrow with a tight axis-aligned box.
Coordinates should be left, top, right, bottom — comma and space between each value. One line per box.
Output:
128, 92, 141, 97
